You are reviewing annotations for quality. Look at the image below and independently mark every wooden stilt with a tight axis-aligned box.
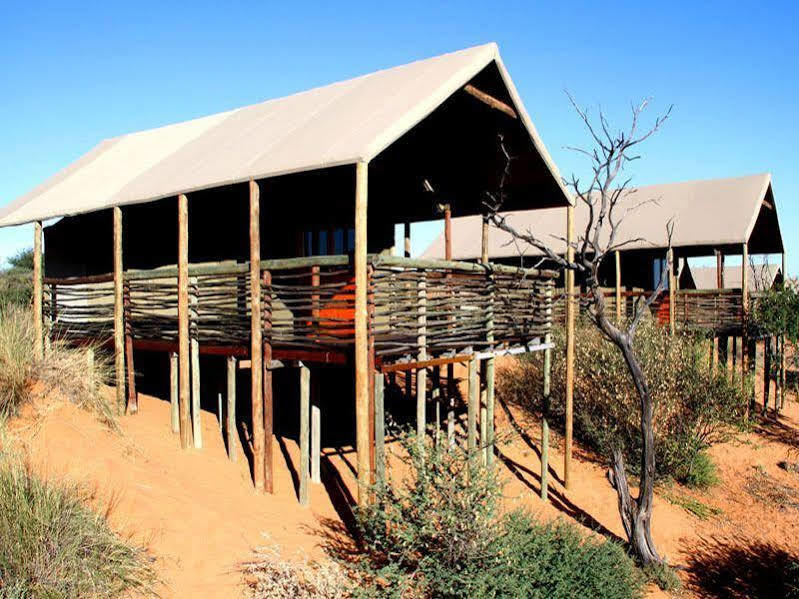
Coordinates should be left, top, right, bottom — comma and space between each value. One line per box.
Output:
375, 371, 385, 485
263, 270, 274, 493
564, 205, 575, 489
354, 161, 371, 504
416, 273, 427, 449
485, 355, 495, 467
764, 336, 772, 414
249, 180, 265, 491
467, 357, 478, 471
299, 363, 310, 506
432, 366, 441, 448
311, 374, 321, 484
113, 207, 126, 414
668, 248, 675, 335
190, 277, 202, 449
123, 280, 137, 414
177, 195, 192, 448
227, 356, 236, 460
712, 336, 719, 372
615, 250, 621, 322
444, 208, 456, 450
404, 222, 411, 258
742, 243, 749, 405
33, 221, 43, 361
170, 352, 179, 434
217, 393, 223, 432
541, 287, 552, 501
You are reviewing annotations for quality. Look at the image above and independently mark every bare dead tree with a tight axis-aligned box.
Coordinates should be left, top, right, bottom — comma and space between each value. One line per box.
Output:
484, 94, 673, 565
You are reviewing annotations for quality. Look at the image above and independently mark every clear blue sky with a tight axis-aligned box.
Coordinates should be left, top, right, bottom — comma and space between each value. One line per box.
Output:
1, 1, 795, 272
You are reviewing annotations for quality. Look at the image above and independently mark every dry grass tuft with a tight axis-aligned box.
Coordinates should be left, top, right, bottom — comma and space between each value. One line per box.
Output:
745, 466, 799, 510
241, 539, 350, 599
0, 305, 116, 428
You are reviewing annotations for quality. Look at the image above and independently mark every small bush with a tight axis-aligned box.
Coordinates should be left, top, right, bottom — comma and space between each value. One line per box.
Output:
0, 460, 157, 597
351, 433, 644, 599
0, 305, 115, 427
242, 540, 349, 599
642, 562, 681, 592
497, 318, 748, 483
679, 450, 720, 489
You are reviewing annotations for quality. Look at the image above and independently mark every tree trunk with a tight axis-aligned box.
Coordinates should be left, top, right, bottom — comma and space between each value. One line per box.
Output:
609, 338, 663, 565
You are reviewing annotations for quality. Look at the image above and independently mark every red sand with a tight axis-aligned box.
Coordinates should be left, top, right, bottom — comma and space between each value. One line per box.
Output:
7, 376, 799, 597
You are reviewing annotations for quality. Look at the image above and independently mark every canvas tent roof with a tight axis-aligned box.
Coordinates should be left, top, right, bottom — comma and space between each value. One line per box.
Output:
422, 173, 783, 260
688, 263, 782, 290
0, 43, 570, 228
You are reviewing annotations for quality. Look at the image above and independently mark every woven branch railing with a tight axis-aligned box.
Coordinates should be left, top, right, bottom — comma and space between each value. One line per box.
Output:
674, 289, 743, 333
43, 255, 558, 360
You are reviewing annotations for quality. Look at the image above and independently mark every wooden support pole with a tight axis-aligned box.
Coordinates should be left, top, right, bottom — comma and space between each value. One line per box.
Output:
354, 161, 371, 504
263, 270, 274, 493
33, 221, 43, 361
668, 248, 675, 335
177, 195, 193, 448
467, 357, 478, 471
742, 243, 749, 401
250, 180, 265, 491
463, 84, 518, 119
311, 397, 321, 484
485, 356, 495, 467
444, 206, 452, 261
190, 277, 202, 449
403, 222, 411, 258
564, 205, 575, 489
123, 280, 137, 414
615, 250, 621, 322
113, 207, 126, 414
227, 355, 236, 461
444, 205, 455, 450
170, 352, 179, 434
715, 250, 725, 288
375, 371, 385, 485
541, 286, 553, 501
712, 336, 719, 372
416, 273, 427, 449
299, 363, 310, 506
764, 336, 772, 414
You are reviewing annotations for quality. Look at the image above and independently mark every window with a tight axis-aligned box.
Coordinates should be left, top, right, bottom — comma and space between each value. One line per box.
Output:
302, 227, 355, 256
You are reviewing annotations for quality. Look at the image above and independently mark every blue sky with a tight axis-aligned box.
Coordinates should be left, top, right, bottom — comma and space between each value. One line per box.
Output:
1, 1, 795, 272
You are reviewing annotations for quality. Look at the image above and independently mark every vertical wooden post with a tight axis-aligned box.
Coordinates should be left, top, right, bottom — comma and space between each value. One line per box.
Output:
541, 284, 553, 501
404, 222, 411, 258
564, 205, 575, 489
250, 180, 265, 491
481, 215, 495, 466
33, 221, 43, 361
123, 280, 137, 414
444, 206, 455, 450
299, 363, 310, 506
764, 337, 772, 414
712, 336, 719, 372
113, 208, 126, 414
668, 248, 675, 335
354, 161, 370, 504
177, 195, 192, 448
416, 273, 427, 449
263, 270, 274, 493
170, 352, 179, 434
741, 243, 749, 399
781, 251, 787, 409
374, 371, 385, 485
444, 206, 452, 260
190, 277, 202, 448
311, 387, 321, 484
227, 356, 236, 461
615, 250, 621, 322
715, 250, 725, 288
467, 357, 478, 471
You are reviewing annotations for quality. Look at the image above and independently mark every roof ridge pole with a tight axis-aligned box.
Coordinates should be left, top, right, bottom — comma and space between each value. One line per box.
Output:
355, 161, 371, 505
33, 221, 43, 361
250, 179, 265, 492
113, 207, 126, 415
564, 204, 575, 490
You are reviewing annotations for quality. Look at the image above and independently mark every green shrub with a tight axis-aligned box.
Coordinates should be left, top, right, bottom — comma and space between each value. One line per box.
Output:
0, 460, 157, 597
351, 433, 644, 599
0, 305, 115, 427
497, 318, 748, 484
679, 450, 720, 489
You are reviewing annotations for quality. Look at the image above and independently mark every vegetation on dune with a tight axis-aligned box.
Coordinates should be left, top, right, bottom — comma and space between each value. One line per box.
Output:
348, 433, 645, 599
0, 248, 34, 310
498, 317, 748, 488
0, 305, 115, 427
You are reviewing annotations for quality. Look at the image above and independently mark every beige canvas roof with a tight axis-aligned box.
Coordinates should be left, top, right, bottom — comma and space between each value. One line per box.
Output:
688, 263, 782, 290
0, 43, 570, 228
422, 173, 783, 259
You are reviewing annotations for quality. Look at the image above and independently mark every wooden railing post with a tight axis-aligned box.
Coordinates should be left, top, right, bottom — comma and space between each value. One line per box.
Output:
262, 269, 274, 493
113, 208, 126, 414
564, 204, 575, 489
416, 271, 427, 451
354, 161, 371, 504
741, 242, 749, 405
33, 221, 43, 360
250, 179, 265, 492
540, 282, 553, 501
123, 279, 137, 414
299, 362, 310, 506
190, 276, 202, 448
177, 194, 193, 448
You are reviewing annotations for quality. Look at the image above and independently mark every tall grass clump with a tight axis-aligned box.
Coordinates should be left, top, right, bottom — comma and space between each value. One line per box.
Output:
0, 305, 115, 427
0, 460, 157, 597
497, 317, 747, 487
350, 433, 644, 599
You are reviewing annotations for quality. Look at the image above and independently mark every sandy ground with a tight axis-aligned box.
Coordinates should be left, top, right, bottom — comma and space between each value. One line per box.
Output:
6, 372, 799, 597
